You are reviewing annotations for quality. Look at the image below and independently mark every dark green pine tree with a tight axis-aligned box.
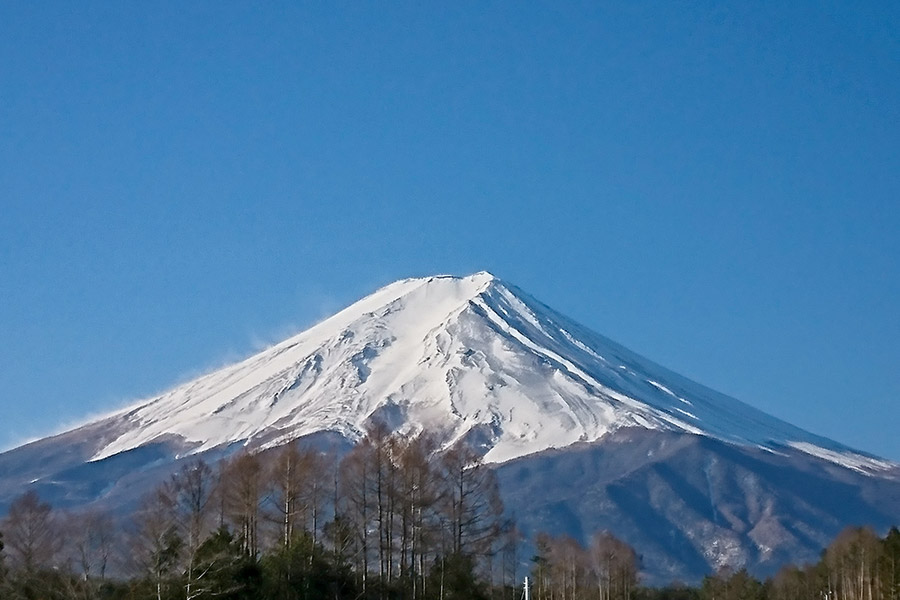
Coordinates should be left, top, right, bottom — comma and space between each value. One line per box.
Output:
189, 526, 262, 600
429, 553, 489, 600
883, 526, 900, 600
0, 529, 6, 590
700, 567, 765, 600
261, 530, 357, 600
634, 584, 701, 600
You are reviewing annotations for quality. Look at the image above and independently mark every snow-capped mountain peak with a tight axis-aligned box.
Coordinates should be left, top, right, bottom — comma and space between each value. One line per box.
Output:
88, 272, 891, 472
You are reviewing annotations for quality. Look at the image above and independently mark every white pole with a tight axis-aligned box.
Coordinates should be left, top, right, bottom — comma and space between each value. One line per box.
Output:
524, 576, 530, 600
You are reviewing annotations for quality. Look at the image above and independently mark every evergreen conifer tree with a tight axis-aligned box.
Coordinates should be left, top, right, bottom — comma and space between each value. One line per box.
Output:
0, 529, 6, 587
883, 527, 900, 600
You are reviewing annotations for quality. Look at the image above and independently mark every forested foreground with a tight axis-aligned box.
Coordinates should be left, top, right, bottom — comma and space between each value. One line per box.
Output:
0, 426, 897, 600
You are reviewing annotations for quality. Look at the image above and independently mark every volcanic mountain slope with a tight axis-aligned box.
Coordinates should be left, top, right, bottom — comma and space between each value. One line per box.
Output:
17, 271, 891, 468
0, 272, 897, 582
497, 427, 900, 582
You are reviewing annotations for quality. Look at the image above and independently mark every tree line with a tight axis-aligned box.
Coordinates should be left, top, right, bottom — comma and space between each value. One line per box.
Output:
522, 525, 900, 600
0, 426, 896, 600
0, 425, 533, 600
633, 525, 900, 600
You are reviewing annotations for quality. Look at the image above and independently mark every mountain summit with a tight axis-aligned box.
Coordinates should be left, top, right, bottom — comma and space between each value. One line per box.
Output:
90, 272, 886, 471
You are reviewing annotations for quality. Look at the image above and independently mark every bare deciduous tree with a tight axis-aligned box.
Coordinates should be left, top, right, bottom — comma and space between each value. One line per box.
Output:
130, 482, 181, 600
67, 508, 115, 592
221, 451, 264, 556
825, 526, 883, 600
2, 490, 58, 574
589, 531, 637, 600
439, 443, 504, 558
396, 434, 443, 600
338, 432, 377, 593
171, 459, 217, 600
268, 444, 305, 550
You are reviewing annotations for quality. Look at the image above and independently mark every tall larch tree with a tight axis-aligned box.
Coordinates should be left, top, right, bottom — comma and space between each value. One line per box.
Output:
2, 490, 58, 575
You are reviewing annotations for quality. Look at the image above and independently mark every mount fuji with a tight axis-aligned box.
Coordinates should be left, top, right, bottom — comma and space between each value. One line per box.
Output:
1, 272, 898, 581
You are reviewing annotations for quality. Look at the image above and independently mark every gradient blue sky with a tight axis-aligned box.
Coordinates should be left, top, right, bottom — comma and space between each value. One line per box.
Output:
1, 2, 898, 458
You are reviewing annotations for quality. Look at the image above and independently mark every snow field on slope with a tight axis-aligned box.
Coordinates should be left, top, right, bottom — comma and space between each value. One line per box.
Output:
87, 272, 893, 473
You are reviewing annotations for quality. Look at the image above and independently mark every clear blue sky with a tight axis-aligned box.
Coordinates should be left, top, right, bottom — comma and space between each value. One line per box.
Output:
1, 2, 898, 458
